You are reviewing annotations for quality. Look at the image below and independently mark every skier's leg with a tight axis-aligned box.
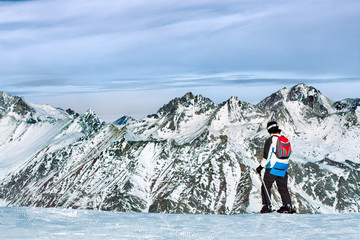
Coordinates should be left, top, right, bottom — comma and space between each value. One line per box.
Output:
276, 172, 291, 205
262, 169, 276, 205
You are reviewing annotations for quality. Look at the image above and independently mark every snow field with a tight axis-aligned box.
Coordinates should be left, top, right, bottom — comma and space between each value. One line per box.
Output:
0, 117, 73, 179
1, 207, 359, 240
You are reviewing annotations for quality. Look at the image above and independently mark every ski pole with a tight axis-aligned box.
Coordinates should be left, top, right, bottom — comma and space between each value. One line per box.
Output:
260, 172, 273, 207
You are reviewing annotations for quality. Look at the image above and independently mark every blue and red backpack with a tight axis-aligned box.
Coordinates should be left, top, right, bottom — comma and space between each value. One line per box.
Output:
269, 135, 292, 177
274, 135, 292, 159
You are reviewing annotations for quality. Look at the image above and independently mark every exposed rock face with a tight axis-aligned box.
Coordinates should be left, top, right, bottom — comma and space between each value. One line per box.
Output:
0, 91, 34, 117
113, 116, 137, 126
287, 83, 330, 115
0, 83, 360, 214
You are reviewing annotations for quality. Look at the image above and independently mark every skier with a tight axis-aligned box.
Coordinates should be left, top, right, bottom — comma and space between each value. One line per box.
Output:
256, 121, 295, 213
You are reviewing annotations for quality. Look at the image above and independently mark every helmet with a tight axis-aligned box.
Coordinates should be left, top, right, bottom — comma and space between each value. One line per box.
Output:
267, 121, 281, 134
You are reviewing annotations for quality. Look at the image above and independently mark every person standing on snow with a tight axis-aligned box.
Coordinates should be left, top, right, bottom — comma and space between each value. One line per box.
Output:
256, 121, 295, 213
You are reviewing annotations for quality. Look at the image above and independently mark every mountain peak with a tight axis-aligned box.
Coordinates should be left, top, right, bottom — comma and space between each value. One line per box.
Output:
292, 82, 308, 89
0, 91, 9, 97
157, 92, 214, 116
0, 91, 34, 117
287, 83, 332, 114
77, 109, 104, 133
183, 92, 195, 100
257, 83, 332, 115
82, 109, 102, 122
114, 115, 137, 125
288, 83, 323, 101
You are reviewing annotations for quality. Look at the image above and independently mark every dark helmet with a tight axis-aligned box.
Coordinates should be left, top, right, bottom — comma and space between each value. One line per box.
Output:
267, 121, 281, 134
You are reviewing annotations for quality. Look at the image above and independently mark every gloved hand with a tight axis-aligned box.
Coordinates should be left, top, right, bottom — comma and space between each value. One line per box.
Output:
256, 165, 263, 174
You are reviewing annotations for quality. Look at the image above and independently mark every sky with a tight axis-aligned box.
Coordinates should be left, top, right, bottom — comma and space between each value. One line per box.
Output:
0, 0, 359, 122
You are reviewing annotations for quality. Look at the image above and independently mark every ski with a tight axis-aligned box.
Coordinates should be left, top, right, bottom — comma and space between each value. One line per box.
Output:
277, 211, 296, 214
256, 209, 297, 214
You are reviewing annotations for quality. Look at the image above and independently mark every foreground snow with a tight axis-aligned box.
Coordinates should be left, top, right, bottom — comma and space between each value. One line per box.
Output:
0, 207, 359, 239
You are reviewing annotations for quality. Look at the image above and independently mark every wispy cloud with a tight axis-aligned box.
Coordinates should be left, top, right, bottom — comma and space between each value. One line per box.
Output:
0, 0, 359, 120
1, 1, 359, 77
4, 71, 358, 98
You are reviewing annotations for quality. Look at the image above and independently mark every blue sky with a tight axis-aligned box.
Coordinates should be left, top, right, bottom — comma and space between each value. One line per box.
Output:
1, 0, 359, 121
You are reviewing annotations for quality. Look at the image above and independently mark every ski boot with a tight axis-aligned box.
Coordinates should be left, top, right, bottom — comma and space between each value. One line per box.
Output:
260, 204, 273, 213
277, 204, 296, 214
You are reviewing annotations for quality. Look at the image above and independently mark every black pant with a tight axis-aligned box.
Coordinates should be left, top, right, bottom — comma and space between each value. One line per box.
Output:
261, 168, 291, 206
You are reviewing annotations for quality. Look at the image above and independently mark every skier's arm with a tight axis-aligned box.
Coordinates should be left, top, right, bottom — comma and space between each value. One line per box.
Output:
260, 137, 273, 167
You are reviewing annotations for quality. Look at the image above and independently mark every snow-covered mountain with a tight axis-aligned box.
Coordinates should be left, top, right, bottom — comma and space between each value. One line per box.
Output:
0, 84, 359, 214
0, 91, 104, 179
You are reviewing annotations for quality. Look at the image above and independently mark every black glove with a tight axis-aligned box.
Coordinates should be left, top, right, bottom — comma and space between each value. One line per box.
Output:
256, 165, 263, 175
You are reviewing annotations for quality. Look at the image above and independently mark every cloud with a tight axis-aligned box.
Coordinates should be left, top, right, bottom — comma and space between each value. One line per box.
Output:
1, 0, 359, 78
5, 71, 358, 99
0, 0, 359, 121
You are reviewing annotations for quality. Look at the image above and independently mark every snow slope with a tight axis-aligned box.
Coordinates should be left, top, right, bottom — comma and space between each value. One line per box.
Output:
0, 108, 99, 179
0, 207, 359, 240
